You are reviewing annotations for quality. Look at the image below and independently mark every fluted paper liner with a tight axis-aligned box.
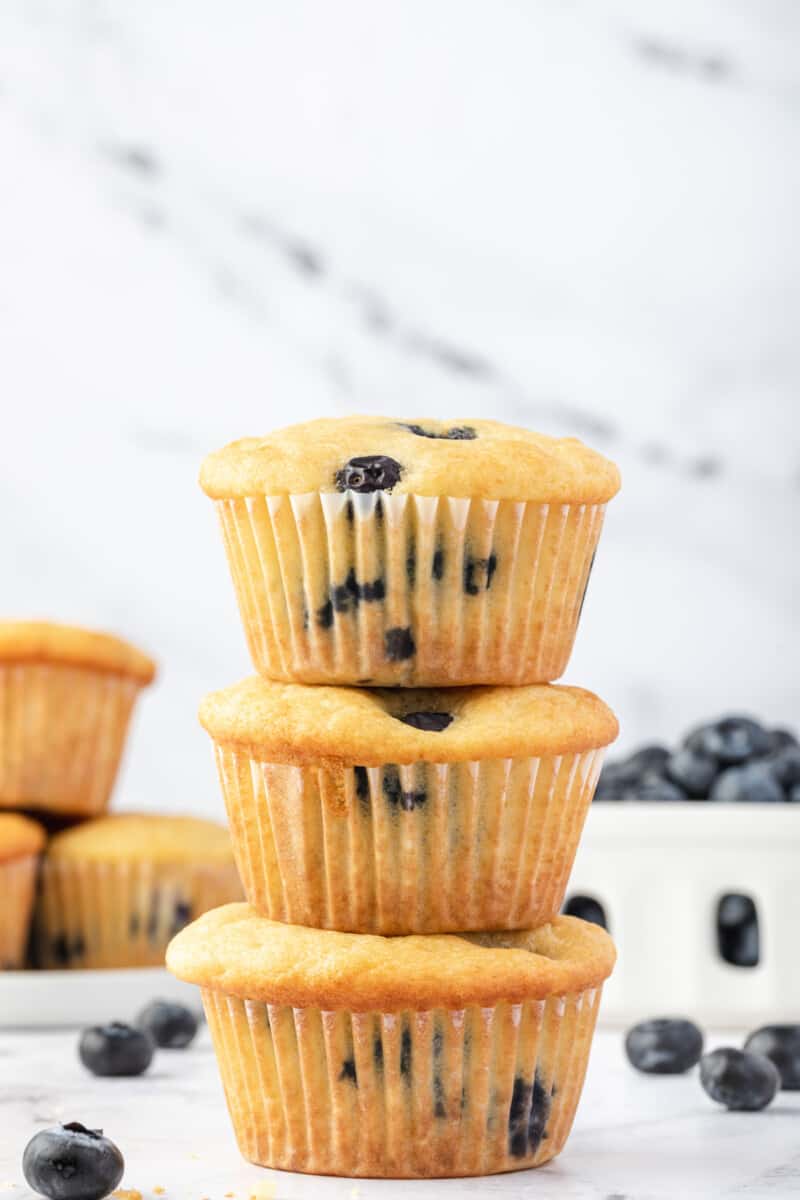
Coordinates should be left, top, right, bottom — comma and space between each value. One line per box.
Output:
0, 855, 38, 969
215, 746, 605, 934
0, 663, 146, 815
215, 492, 606, 684
202, 983, 601, 1177
33, 859, 242, 969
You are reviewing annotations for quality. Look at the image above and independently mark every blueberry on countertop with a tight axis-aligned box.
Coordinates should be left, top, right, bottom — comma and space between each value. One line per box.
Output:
23, 1122, 124, 1200
625, 1018, 704, 1074
685, 715, 771, 766
398, 711, 453, 732
710, 762, 785, 804
78, 1022, 154, 1077
700, 1047, 780, 1111
744, 1026, 800, 1090
137, 999, 198, 1049
665, 748, 718, 798
334, 455, 402, 493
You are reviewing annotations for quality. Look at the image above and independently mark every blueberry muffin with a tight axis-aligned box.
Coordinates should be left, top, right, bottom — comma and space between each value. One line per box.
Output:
0, 813, 45, 968
33, 814, 242, 969
0, 622, 156, 816
200, 675, 617, 933
199, 416, 620, 685
168, 903, 615, 1177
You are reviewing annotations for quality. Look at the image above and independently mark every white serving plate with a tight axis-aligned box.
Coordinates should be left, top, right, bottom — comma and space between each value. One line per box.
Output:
0, 967, 199, 1028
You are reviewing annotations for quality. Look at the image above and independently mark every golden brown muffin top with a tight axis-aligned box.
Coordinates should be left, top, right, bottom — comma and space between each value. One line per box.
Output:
199, 676, 618, 766
199, 416, 621, 503
0, 622, 156, 683
168, 903, 616, 1011
47, 814, 234, 866
0, 813, 46, 862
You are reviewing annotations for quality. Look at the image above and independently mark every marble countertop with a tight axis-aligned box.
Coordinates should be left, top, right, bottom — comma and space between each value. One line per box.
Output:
2, 1025, 798, 1199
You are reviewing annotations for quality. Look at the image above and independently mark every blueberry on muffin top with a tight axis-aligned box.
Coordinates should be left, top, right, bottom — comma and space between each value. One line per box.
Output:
199, 416, 621, 503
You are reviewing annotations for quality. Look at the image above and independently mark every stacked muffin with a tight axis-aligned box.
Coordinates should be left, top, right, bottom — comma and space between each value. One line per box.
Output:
168, 416, 621, 1178
0, 622, 240, 969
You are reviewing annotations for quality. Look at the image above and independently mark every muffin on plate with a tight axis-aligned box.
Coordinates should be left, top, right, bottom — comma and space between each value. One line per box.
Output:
199, 416, 620, 685
200, 676, 617, 934
0, 813, 45, 969
0, 622, 156, 816
33, 814, 242, 969
168, 903, 615, 1178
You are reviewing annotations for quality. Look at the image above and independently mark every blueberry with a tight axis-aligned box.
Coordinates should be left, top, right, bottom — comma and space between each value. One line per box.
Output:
767, 728, 798, 753
625, 1018, 704, 1074
137, 1000, 198, 1049
625, 745, 671, 775
685, 716, 771, 766
23, 1122, 124, 1200
665, 749, 718, 798
334, 455, 402, 493
463, 554, 498, 595
384, 626, 415, 660
508, 1074, 550, 1158
768, 746, 800, 790
594, 746, 670, 800
563, 895, 608, 929
398, 711, 453, 732
744, 1026, 800, 1090
626, 776, 686, 802
700, 1047, 779, 1111
339, 1058, 358, 1084
78, 1022, 154, 1077
710, 762, 785, 804
400, 423, 477, 440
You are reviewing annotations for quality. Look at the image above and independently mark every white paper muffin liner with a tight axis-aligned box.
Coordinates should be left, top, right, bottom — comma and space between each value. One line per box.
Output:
33, 859, 243, 969
215, 492, 606, 684
215, 746, 605, 933
202, 982, 602, 1177
0, 663, 145, 815
0, 855, 38, 969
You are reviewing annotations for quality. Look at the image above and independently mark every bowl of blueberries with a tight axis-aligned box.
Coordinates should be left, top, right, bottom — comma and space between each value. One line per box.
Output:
594, 714, 800, 806
565, 714, 800, 1026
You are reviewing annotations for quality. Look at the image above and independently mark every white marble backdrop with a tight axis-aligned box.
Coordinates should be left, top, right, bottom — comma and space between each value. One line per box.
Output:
1, 0, 798, 817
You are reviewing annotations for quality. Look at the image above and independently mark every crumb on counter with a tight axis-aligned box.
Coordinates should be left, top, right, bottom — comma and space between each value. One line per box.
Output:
112, 1191, 143, 1200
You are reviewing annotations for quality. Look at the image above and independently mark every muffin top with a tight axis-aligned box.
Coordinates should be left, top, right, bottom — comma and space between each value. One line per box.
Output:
0, 622, 156, 683
47, 814, 234, 866
168, 903, 616, 1010
199, 416, 621, 503
0, 813, 46, 862
200, 676, 617, 766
